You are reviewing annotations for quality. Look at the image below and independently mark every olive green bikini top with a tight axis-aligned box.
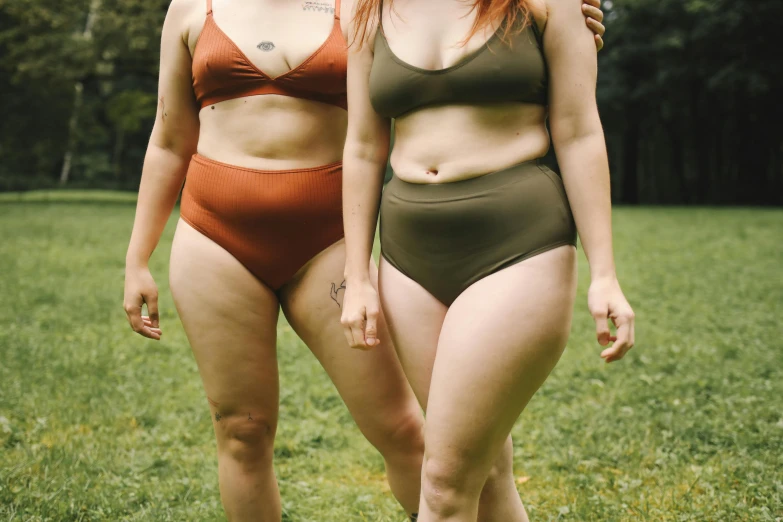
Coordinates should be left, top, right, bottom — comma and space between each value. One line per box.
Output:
369, 12, 548, 119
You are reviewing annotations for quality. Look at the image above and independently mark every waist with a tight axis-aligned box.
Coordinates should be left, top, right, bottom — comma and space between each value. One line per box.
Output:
390, 106, 550, 184
387, 158, 553, 199
197, 95, 347, 170
187, 153, 342, 176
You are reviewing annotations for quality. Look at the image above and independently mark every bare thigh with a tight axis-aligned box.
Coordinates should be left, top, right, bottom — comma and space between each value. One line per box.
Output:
378, 257, 447, 409
281, 241, 421, 450
424, 246, 578, 473
169, 220, 280, 433
279, 241, 423, 447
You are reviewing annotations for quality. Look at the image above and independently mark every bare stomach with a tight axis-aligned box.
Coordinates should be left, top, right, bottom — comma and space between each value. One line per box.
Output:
390, 103, 550, 184
197, 95, 347, 170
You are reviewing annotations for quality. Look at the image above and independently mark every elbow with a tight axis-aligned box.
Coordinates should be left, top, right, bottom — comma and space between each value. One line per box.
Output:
153, 135, 197, 160
550, 113, 604, 151
148, 120, 199, 160
343, 136, 389, 168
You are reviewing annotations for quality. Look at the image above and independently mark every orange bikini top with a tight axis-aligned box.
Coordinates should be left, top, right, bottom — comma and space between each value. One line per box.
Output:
192, 0, 347, 110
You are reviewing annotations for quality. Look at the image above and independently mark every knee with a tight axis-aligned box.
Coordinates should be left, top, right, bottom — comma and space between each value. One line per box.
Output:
421, 454, 476, 517
485, 437, 514, 486
214, 413, 276, 470
371, 409, 425, 458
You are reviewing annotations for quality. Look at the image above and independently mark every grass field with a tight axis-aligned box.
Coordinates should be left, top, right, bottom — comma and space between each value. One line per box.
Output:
1, 192, 782, 521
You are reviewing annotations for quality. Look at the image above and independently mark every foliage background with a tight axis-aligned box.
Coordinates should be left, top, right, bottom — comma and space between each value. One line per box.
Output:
0, 0, 781, 203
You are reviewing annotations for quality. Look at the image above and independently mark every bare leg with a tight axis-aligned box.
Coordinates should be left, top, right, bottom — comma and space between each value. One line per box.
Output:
380, 246, 577, 521
170, 220, 282, 522
379, 259, 524, 521
280, 240, 424, 516
418, 246, 577, 521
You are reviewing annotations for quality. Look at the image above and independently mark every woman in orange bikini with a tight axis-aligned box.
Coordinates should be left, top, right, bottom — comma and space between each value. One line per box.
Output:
122, 0, 606, 519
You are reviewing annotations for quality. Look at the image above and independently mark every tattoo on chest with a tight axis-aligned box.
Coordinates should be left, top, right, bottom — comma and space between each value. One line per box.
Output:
257, 41, 275, 52
302, 1, 334, 14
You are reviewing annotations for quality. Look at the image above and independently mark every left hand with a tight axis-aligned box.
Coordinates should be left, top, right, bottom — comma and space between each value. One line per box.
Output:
582, 0, 606, 51
587, 276, 635, 363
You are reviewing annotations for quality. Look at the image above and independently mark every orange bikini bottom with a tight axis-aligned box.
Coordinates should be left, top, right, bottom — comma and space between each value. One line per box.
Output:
180, 154, 344, 291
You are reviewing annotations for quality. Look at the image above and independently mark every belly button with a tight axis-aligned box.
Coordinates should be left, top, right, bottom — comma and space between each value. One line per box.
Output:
425, 168, 439, 176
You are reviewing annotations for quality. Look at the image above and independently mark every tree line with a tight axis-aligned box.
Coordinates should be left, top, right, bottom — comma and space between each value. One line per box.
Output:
0, 0, 780, 204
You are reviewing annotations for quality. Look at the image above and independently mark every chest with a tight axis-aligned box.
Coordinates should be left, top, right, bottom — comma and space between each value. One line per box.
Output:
379, 2, 501, 72
193, 0, 340, 78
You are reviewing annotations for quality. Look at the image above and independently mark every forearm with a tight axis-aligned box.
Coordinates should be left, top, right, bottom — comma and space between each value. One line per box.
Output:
557, 131, 616, 280
342, 148, 386, 282
125, 144, 191, 267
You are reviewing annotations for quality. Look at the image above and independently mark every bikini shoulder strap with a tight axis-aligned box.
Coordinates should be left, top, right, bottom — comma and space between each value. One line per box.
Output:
377, 0, 384, 29
206, 0, 212, 15
334, 0, 341, 20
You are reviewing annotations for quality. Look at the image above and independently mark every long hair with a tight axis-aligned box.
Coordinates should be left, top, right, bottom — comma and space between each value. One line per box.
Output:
351, 0, 532, 47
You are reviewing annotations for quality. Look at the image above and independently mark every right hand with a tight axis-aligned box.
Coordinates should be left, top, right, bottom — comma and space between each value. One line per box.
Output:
340, 278, 381, 350
124, 265, 162, 340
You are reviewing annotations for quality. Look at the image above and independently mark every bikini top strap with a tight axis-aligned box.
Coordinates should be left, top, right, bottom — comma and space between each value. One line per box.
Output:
334, 0, 341, 20
206, 0, 213, 16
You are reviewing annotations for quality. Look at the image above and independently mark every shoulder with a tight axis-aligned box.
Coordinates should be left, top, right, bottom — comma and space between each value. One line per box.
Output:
339, 0, 355, 38
165, 0, 207, 50
528, 0, 549, 32
540, 0, 588, 24
167, 0, 203, 20
342, 0, 379, 52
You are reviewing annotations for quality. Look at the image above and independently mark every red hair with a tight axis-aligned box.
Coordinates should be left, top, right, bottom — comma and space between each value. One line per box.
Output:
351, 0, 532, 47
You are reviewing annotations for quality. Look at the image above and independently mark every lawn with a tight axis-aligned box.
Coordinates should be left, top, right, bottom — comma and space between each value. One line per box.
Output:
1, 192, 781, 521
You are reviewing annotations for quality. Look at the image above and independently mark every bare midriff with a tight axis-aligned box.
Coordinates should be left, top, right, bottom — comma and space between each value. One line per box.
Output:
197, 96, 347, 171
390, 103, 550, 184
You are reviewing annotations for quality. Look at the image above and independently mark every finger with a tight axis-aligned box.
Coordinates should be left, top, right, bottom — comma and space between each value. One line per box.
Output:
145, 293, 160, 329
614, 311, 635, 350
351, 324, 368, 350
593, 312, 611, 346
138, 320, 161, 338
601, 322, 631, 361
125, 299, 145, 333
583, 4, 604, 24
583, 0, 601, 8
595, 34, 604, 52
341, 324, 355, 348
135, 321, 161, 340
587, 18, 606, 37
125, 303, 161, 340
364, 310, 379, 347
140, 328, 162, 341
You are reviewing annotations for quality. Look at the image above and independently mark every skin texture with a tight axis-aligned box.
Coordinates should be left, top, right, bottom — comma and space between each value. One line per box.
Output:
124, 0, 425, 519
122, 0, 607, 520
340, 0, 631, 521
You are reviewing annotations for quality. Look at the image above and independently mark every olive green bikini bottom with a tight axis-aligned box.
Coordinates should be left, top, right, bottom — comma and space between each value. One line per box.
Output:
380, 159, 577, 306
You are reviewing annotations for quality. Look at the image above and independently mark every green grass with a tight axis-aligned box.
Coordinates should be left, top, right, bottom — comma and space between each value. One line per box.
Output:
1, 195, 781, 521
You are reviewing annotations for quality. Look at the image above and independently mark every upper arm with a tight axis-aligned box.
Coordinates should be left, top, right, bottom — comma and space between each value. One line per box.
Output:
344, 16, 391, 165
543, 0, 602, 145
148, 0, 200, 156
